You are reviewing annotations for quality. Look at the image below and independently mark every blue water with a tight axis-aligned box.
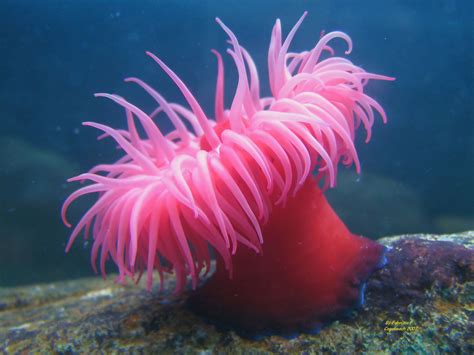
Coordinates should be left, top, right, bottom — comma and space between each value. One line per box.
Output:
0, 0, 472, 286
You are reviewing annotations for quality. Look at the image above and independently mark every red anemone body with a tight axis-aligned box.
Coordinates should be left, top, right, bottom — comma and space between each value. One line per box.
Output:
190, 176, 385, 333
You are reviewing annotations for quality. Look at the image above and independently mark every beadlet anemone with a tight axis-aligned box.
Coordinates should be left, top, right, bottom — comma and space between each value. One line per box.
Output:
62, 13, 394, 334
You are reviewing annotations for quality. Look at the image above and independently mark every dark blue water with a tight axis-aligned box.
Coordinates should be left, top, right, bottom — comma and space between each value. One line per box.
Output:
0, 0, 472, 286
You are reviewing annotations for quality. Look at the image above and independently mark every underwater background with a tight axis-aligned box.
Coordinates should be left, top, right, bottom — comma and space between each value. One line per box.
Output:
0, 0, 472, 287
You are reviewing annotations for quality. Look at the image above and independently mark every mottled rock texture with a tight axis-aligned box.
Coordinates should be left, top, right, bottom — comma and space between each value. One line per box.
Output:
1, 232, 473, 353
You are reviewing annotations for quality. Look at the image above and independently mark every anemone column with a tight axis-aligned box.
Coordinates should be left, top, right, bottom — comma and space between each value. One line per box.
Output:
189, 177, 385, 334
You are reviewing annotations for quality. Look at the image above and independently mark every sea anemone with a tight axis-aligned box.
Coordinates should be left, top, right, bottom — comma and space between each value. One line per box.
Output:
62, 12, 393, 334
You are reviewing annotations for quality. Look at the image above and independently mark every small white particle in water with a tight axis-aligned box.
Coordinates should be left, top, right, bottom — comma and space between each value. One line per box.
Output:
80, 288, 113, 300
73, 128, 80, 134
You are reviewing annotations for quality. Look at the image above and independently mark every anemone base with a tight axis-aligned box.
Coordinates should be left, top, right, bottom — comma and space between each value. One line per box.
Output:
188, 177, 386, 335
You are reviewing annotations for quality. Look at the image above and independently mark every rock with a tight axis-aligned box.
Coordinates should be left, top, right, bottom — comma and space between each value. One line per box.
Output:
0, 136, 79, 208
0, 136, 87, 286
326, 171, 431, 237
434, 215, 474, 234
0, 232, 473, 353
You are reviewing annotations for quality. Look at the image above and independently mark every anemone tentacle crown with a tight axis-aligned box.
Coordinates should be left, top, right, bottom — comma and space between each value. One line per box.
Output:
62, 12, 393, 299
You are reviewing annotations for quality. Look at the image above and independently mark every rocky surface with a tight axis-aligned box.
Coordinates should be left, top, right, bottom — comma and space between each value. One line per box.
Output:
1, 232, 473, 353
326, 171, 431, 237
0, 136, 86, 287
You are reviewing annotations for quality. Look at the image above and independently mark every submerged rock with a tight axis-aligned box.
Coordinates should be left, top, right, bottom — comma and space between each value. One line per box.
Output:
434, 215, 474, 234
0, 136, 84, 286
326, 171, 431, 237
1, 232, 473, 353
